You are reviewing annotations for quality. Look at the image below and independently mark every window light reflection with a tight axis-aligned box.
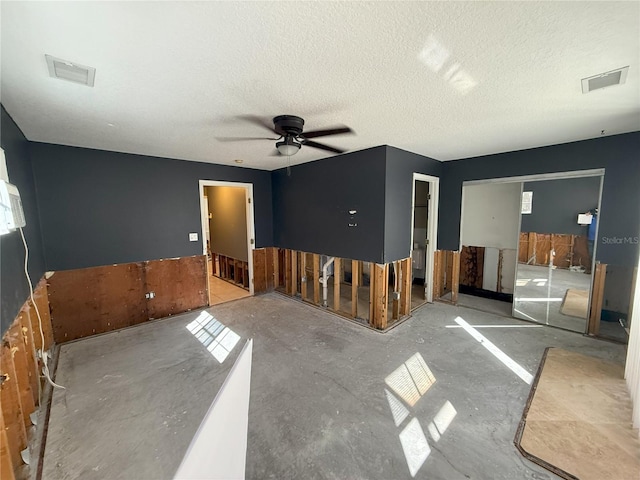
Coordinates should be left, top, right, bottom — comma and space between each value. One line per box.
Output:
186, 311, 241, 363
385, 353, 436, 407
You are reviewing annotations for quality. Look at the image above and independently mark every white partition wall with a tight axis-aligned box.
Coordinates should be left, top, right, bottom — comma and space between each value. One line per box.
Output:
625, 259, 640, 434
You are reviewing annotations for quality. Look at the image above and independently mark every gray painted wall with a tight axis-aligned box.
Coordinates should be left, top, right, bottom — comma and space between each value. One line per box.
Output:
271, 145, 442, 263
1, 106, 46, 333
383, 146, 442, 262
29, 143, 273, 271
272, 146, 387, 263
520, 176, 601, 235
440, 132, 640, 267
206, 186, 248, 262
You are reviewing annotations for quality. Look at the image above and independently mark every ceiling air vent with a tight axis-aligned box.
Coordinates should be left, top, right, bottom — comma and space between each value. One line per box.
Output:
46, 54, 96, 87
581, 66, 628, 93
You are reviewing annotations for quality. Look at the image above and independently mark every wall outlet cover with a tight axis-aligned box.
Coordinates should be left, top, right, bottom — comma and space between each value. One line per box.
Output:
189, 233, 198, 241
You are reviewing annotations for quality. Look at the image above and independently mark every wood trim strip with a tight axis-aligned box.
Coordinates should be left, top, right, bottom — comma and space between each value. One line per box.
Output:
588, 263, 607, 336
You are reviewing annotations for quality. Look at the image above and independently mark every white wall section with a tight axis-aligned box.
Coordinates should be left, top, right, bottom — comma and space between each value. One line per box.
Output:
461, 183, 521, 250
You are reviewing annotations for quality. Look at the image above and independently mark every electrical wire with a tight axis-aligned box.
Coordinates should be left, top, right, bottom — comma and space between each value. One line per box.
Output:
19, 227, 65, 390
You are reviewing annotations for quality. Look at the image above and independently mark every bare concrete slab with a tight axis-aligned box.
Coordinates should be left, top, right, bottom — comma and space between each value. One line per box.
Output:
43, 293, 627, 479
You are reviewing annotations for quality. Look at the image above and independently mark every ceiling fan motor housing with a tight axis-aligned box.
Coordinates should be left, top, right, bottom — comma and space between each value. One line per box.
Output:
273, 115, 304, 136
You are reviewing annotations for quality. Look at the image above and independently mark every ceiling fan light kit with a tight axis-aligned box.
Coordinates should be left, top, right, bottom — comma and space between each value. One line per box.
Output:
218, 114, 354, 159
276, 136, 302, 156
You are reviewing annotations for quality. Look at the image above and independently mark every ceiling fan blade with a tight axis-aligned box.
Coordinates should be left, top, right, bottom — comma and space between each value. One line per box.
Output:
303, 140, 345, 154
302, 126, 353, 139
215, 136, 279, 142
237, 115, 278, 134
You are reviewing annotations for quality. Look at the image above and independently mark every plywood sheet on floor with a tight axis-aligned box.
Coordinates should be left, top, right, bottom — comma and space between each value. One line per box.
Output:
516, 348, 640, 480
560, 289, 589, 319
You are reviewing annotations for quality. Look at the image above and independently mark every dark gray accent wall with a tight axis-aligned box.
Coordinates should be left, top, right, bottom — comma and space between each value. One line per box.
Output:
29, 143, 273, 271
206, 186, 248, 262
272, 146, 387, 263
441, 132, 640, 267
1, 106, 46, 333
384, 146, 442, 262
520, 176, 602, 235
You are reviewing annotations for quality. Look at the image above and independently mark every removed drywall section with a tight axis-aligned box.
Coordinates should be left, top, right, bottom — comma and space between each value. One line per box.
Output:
0, 105, 46, 333
206, 186, 248, 262
521, 176, 601, 235
272, 146, 387, 263
29, 142, 273, 271
384, 146, 442, 262
461, 182, 521, 249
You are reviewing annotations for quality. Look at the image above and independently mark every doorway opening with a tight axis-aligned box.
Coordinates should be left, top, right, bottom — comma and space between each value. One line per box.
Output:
199, 180, 255, 305
410, 173, 439, 310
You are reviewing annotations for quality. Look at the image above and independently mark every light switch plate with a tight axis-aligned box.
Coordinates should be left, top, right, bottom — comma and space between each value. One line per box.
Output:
189, 233, 198, 242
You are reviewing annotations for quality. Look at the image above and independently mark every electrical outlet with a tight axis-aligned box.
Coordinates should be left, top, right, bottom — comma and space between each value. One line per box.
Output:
145, 292, 155, 299
189, 233, 198, 242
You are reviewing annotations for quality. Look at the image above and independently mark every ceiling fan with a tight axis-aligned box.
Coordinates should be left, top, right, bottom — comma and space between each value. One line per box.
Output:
217, 115, 354, 156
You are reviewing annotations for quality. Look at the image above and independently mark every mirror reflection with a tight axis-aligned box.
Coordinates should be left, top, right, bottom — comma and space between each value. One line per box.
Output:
513, 176, 602, 332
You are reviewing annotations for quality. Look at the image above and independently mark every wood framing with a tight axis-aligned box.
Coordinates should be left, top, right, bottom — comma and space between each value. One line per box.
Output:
6, 324, 35, 427
433, 250, 442, 300
351, 260, 359, 318
450, 251, 460, 304
369, 263, 375, 324
17, 311, 39, 406
588, 263, 607, 336
371, 263, 389, 330
333, 258, 341, 312
1, 340, 27, 469
312, 253, 320, 305
0, 412, 15, 480
0, 278, 52, 479
300, 252, 307, 300
400, 258, 412, 316
291, 251, 298, 297
270, 247, 278, 290
284, 250, 292, 294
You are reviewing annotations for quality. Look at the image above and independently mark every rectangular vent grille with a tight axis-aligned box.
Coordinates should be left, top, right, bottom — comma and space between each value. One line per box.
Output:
46, 55, 96, 87
582, 66, 628, 93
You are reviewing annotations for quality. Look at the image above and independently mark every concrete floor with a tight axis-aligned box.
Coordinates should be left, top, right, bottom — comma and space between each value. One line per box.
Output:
514, 264, 591, 331
513, 264, 628, 342
43, 294, 627, 479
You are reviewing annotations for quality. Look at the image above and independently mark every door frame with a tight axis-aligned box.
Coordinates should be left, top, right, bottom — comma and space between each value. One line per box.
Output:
410, 173, 440, 303
199, 180, 256, 296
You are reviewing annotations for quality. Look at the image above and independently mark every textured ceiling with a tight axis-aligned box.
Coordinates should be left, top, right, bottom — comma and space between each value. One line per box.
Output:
1, 1, 639, 170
